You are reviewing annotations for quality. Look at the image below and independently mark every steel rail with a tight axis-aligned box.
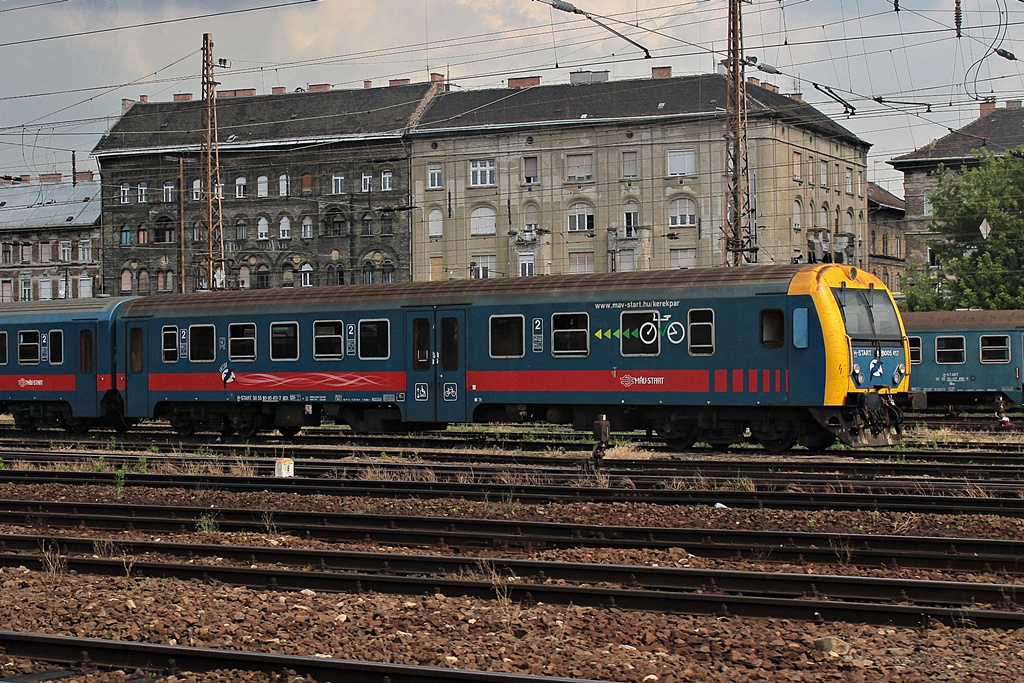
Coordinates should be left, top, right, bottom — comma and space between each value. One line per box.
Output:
3, 502, 1024, 574
0, 631, 595, 682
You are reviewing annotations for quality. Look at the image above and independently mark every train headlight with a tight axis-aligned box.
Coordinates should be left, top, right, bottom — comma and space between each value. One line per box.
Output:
892, 363, 906, 385
851, 363, 864, 385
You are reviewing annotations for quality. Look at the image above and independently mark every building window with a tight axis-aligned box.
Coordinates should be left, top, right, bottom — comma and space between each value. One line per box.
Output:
235, 219, 248, 240
332, 174, 345, 194
523, 156, 538, 184
302, 216, 313, 239
428, 165, 443, 189
78, 276, 92, 298
845, 167, 853, 194
137, 228, 148, 244
569, 251, 594, 274
120, 226, 131, 245
163, 181, 175, 203
257, 217, 269, 240
382, 263, 395, 283
667, 148, 695, 176
235, 177, 246, 198
192, 178, 201, 200
524, 204, 539, 234
79, 240, 92, 261
279, 216, 291, 239
1, 244, 10, 264
471, 254, 496, 279
792, 199, 802, 231
20, 279, 31, 301
568, 203, 594, 232
20, 244, 31, 263
39, 280, 52, 300
519, 253, 535, 277
428, 208, 444, 238
300, 263, 313, 287
137, 182, 148, 203
361, 171, 372, 192
120, 183, 130, 204
793, 152, 802, 180
819, 160, 828, 187
279, 174, 290, 196
257, 175, 269, 197
381, 170, 393, 191
470, 159, 496, 187
670, 248, 697, 269
119, 270, 132, 293
328, 212, 345, 236
566, 154, 593, 182
362, 262, 375, 284
39, 243, 50, 262
617, 248, 636, 272
470, 206, 497, 236
380, 212, 394, 235
923, 194, 934, 217
668, 198, 697, 227
59, 241, 71, 261
621, 150, 638, 179
624, 202, 639, 237
282, 265, 295, 288
362, 214, 373, 235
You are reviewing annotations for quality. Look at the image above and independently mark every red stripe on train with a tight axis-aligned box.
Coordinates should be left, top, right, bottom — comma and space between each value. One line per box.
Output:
0, 375, 76, 392
148, 371, 407, 392
468, 370, 710, 393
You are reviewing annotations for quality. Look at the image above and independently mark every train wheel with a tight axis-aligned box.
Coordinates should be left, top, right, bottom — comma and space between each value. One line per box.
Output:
760, 434, 798, 453
13, 413, 36, 432
277, 426, 300, 438
170, 413, 196, 436
657, 421, 698, 451
62, 419, 90, 435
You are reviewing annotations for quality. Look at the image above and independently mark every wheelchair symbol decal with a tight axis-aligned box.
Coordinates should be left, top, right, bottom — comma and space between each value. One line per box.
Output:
414, 383, 429, 401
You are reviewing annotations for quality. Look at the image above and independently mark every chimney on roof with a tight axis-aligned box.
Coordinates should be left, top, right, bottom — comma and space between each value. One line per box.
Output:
652, 66, 672, 79
786, 92, 803, 102
121, 98, 135, 114
217, 88, 257, 98
364, 80, 372, 89
272, 86, 286, 95
1008, 100, 1022, 109
173, 93, 193, 102
74, 171, 94, 182
747, 77, 760, 87
39, 173, 62, 183
20, 174, 30, 183
762, 82, 777, 92
389, 78, 411, 87
980, 98, 997, 117
139, 95, 149, 103
508, 76, 540, 89
308, 83, 331, 92
430, 72, 444, 83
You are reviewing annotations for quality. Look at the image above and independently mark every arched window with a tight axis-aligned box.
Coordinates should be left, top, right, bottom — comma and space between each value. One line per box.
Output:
255, 264, 270, 290
380, 212, 394, 235
238, 265, 250, 290
157, 271, 165, 292
282, 264, 295, 288
325, 264, 337, 286
524, 205, 539, 233
363, 262, 375, 284
669, 198, 697, 227
120, 226, 131, 245
120, 270, 132, 293
791, 199, 802, 231
257, 175, 269, 197
567, 203, 593, 232
156, 217, 175, 243
279, 174, 289, 197
362, 213, 374, 235
471, 206, 497, 235
382, 262, 395, 284
279, 216, 291, 239
870, 230, 877, 253
624, 201, 639, 237
138, 270, 150, 294
819, 204, 830, 230
257, 217, 269, 240
300, 263, 313, 287
301, 216, 314, 239
882, 233, 889, 255
428, 208, 444, 238
300, 173, 313, 195
235, 177, 247, 198
235, 219, 247, 240
192, 178, 201, 201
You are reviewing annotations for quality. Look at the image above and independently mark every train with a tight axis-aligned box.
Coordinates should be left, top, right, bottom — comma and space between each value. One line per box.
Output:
901, 309, 1024, 410
0, 263, 909, 451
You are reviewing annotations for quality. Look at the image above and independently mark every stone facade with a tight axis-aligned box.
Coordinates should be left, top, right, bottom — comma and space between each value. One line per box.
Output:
0, 173, 102, 301
865, 182, 906, 292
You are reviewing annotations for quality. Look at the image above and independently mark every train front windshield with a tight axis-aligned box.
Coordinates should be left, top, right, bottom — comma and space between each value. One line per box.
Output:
832, 287, 903, 342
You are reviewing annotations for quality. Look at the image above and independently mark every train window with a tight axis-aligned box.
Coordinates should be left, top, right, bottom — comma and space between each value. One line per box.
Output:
80, 330, 93, 375
441, 316, 459, 371
313, 320, 344, 360
229, 323, 257, 361
270, 322, 299, 361
981, 335, 1011, 364
359, 319, 390, 359
935, 336, 965, 364
162, 326, 178, 363
490, 315, 525, 358
552, 313, 589, 356
831, 286, 903, 341
412, 317, 431, 370
188, 325, 216, 362
0, 331, 7, 365
18, 331, 39, 364
760, 310, 784, 349
49, 330, 63, 365
688, 309, 715, 356
908, 336, 921, 365
621, 312, 659, 357
130, 328, 143, 374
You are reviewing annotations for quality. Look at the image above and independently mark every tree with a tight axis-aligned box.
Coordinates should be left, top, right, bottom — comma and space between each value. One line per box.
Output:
917, 147, 1024, 310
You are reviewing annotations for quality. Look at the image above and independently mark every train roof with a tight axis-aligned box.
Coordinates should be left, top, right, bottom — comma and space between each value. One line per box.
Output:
0, 296, 133, 321
121, 265, 815, 318
902, 309, 1024, 332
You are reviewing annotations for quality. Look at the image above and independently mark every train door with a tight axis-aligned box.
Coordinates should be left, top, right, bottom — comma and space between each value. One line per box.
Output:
124, 321, 150, 418
404, 309, 467, 424
72, 322, 98, 417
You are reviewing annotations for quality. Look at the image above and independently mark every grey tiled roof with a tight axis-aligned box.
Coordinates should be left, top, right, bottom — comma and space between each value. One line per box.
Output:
93, 82, 436, 155
0, 180, 101, 230
412, 73, 864, 144
891, 106, 1024, 166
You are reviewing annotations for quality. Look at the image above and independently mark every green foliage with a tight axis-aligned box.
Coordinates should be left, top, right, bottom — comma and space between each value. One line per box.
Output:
918, 149, 1024, 310
137, 455, 148, 474
93, 456, 106, 473
195, 512, 219, 533
113, 467, 126, 500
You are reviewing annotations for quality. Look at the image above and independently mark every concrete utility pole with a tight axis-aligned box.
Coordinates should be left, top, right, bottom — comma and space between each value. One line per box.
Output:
725, 0, 756, 265
200, 32, 226, 290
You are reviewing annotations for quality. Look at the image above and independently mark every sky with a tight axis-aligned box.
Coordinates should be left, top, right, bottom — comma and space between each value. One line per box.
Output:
1, 0, 1023, 196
